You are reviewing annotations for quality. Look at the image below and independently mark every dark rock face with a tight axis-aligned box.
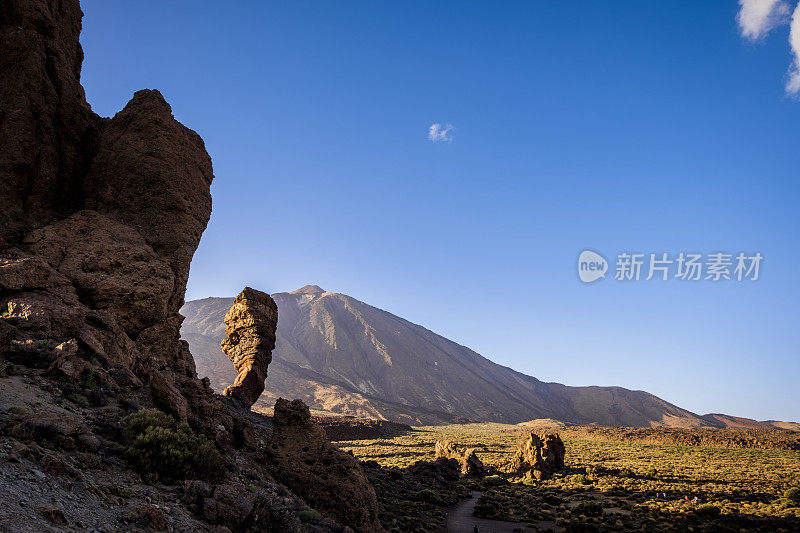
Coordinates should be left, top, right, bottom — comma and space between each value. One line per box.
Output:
434, 440, 486, 476
0, 0, 213, 398
220, 287, 277, 408
0, 0, 102, 242
84, 89, 213, 312
265, 398, 383, 533
509, 432, 566, 480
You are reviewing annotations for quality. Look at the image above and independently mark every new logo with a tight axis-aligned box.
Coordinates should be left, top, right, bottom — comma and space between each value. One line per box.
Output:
578, 250, 607, 283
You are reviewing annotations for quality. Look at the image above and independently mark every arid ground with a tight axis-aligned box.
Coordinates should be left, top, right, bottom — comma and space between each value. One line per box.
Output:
331, 423, 800, 532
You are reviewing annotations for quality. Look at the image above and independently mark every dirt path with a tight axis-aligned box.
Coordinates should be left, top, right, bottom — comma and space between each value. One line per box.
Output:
446, 491, 539, 533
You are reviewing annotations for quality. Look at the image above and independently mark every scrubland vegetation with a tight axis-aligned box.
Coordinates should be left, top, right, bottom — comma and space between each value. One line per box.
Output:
335, 423, 800, 532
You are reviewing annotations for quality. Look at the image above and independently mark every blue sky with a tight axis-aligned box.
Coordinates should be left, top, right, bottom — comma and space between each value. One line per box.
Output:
80, 1, 800, 422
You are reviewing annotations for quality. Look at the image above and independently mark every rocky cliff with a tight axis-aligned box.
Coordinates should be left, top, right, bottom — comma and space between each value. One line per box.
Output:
0, 1, 381, 531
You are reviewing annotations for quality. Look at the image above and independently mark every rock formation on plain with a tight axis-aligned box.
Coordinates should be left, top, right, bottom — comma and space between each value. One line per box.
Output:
0, 1, 382, 530
434, 440, 486, 476
509, 432, 566, 480
220, 287, 277, 408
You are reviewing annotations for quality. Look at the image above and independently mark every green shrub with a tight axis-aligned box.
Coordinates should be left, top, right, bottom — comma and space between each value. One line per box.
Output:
415, 488, 442, 504
694, 503, 721, 517
483, 474, 506, 487
645, 466, 658, 478
121, 409, 225, 482
522, 477, 537, 486
122, 409, 176, 438
298, 509, 317, 523
570, 474, 590, 485
786, 487, 800, 504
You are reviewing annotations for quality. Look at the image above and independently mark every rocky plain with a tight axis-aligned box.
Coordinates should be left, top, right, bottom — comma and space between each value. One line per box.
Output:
1, 1, 800, 533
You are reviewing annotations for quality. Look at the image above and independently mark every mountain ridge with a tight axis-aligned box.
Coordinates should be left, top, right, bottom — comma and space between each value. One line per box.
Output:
181, 288, 795, 429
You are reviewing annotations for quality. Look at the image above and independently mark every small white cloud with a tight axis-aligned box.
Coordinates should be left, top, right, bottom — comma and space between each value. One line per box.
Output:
428, 123, 454, 143
787, 2, 800, 93
737, 0, 790, 41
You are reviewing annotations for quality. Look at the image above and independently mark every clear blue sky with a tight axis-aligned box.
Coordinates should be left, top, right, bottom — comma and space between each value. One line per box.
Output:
80, 1, 800, 422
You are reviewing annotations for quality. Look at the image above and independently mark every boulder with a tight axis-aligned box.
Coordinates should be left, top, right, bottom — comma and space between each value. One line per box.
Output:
220, 288, 277, 408
434, 440, 485, 476
201, 485, 254, 529
264, 398, 383, 532
509, 432, 566, 480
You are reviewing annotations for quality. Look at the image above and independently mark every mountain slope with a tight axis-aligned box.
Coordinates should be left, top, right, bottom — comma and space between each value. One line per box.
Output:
180, 286, 782, 428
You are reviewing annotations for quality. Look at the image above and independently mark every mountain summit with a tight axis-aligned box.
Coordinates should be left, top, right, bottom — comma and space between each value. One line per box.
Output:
291, 284, 326, 295
183, 287, 719, 427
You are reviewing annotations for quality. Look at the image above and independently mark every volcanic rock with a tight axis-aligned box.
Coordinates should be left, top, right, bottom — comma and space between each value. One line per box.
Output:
509, 432, 566, 480
220, 287, 277, 408
0, 0, 102, 242
265, 398, 383, 532
434, 440, 486, 476
0, 0, 214, 416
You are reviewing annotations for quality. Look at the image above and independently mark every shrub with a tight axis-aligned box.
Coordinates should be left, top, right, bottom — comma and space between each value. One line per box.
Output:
415, 489, 442, 504
122, 409, 176, 439
298, 509, 317, 523
483, 474, 506, 487
522, 477, 537, 486
786, 487, 800, 504
570, 474, 590, 485
694, 503, 721, 517
575, 502, 603, 517
645, 466, 658, 478
121, 409, 225, 482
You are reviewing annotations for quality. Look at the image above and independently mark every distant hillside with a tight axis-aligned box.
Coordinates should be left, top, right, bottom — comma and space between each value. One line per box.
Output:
180, 286, 794, 429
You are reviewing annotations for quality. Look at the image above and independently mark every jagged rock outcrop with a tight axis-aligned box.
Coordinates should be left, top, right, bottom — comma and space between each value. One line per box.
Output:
0, 0, 214, 415
220, 287, 277, 408
434, 440, 486, 476
509, 432, 566, 480
265, 398, 383, 533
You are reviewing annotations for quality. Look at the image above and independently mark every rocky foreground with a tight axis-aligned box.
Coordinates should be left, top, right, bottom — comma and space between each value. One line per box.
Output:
0, 1, 383, 531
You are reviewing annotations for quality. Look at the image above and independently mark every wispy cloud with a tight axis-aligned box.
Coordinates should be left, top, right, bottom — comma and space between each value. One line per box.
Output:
428, 123, 454, 143
788, 2, 800, 93
736, 0, 800, 95
737, 0, 790, 40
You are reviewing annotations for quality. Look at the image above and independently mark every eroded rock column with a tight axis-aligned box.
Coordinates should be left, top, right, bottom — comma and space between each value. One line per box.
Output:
220, 287, 277, 408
